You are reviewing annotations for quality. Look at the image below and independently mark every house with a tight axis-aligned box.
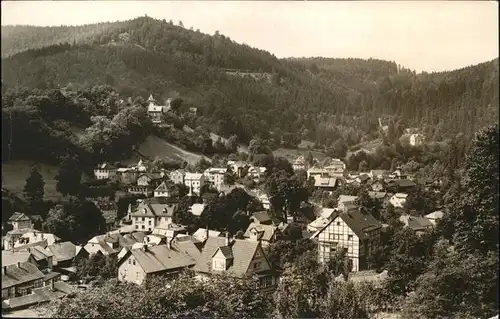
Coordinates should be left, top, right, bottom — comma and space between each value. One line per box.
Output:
424, 210, 444, 227
185, 173, 205, 195
170, 169, 186, 185
117, 244, 197, 285
127, 185, 153, 197
116, 167, 139, 184
356, 174, 371, 184
258, 194, 271, 210
410, 134, 425, 146
189, 107, 197, 115
136, 159, 148, 173
307, 167, 328, 180
93, 200, 118, 231
292, 156, 307, 171
370, 180, 385, 192
8, 212, 33, 231
145, 224, 188, 247
154, 181, 170, 198
369, 170, 389, 180
386, 179, 416, 193
250, 212, 273, 225
191, 228, 221, 244
203, 168, 227, 190
147, 94, 165, 124
93, 163, 117, 180
2, 280, 73, 311
389, 193, 408, 208
137, 173, 161, 186
46, 242, 88, 280
243, 223, 281, 247
227, 161, 249, 178
2, 262, 45, 300
2, 251, 37, 267
312, 207, 382, 272
337, 195, 359, 211
307, 208, 336, 233
84, 234, 121, 256
399, 214, 434, 235
17, 246, 54, 272
247, 166, 267, 182
313, 176, 338, 192
192, 236, 279, 291
189, 203, 206, 217
130, 200, 178, 232
4, 230, 61, 250
389, 168, 407, 180
324, 159, 346, 177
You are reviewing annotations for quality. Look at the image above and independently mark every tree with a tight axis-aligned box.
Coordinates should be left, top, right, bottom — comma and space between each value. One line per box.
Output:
55, 155, 82, 197
449, 125, 499, 256
358, 160, 369, 172
169, 98, 183, 113
306, 151, 314, 166
23, 165, 45, 203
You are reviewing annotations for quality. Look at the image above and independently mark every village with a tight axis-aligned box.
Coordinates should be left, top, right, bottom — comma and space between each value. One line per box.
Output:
1, 134, 445, 313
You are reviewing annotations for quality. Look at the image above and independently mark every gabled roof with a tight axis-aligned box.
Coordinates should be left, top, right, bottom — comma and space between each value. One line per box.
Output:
96, 162, 116, 170
393, 193, 408, 199
131, 201, 177, 218
2, 250, 32, 267
47, 242, 82, 263
2, 262, 45, 289
192, 228, 220, 243
313, 209, 382, 241
9, 212, 31, 222
425, 210, 444, 220
214, 246, 234, 259
122, 245, 196, 274
320, 208, 336, 219
185, 172, 204, 180
244, 223, 277, 242
368, 191, 387, 199
155, 181, 169, 192
251, 211, 272, 224
314, 176, 338, 188
399, 215, 433, 231
192, 238, 263, 277
13, 240, 48, 251
171, 237, 201, 260
388, 179, 416, 188
28, 246, 53, 261
189, 203, 206, 216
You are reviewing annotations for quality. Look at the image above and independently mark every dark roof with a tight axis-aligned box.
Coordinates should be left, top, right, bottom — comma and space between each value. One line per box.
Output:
12, 240, 48, 251
8, 212, 31, 222
131, 200, 177, 218
388, 179, 416, 188
2, 262, 45, 288
28, 246, 53, 261
171, 238, 201, 260
339, 209, 382, 240
402, 215, 434, 231
5, 281, 73, 310
243, 223, 277, 242
155, 181, 169, 192
216, 246, 235, 259
251, 211, 272, 224
192, 238, 264, 278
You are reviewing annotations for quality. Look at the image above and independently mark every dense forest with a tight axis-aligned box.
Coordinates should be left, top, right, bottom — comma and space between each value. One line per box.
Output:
1, 16, 499, 160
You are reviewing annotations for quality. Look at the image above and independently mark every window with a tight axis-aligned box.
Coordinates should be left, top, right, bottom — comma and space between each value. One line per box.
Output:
128, 259, 131, 264
348, 235, 353, 241
336, 222, 341, 226
142, 225, 145, 230
133, 260, 136, 265
136, 272, 140, 281
135, 225, 138, 229
142, 217, 145, 221
254, 262, 262, 269
261, 276, 273, 288
148, 220, 151, 225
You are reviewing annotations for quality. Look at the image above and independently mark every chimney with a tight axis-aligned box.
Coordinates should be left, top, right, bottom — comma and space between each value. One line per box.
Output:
225, 232, 230, 246
50, 280, 55, 291
206, 225, 209, 241
17, 262, 21, 268
2, 266, 6, 275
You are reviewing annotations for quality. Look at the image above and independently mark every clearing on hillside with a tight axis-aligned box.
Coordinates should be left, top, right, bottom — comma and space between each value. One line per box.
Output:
2, 160, 60, 200
272, 148, 327, 162
123, 135, 211, 166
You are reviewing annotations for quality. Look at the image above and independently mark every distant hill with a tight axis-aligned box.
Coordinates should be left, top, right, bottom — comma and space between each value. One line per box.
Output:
1, 16, 498, 157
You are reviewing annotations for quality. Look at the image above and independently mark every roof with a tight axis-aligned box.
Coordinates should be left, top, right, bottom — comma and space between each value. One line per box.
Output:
131, 200, 177, 218
124, 245, 196, 274
214, 246, 234, 259
425, 210, 444, 220
185, 173, 203, 180
2, 250, 32, 267
314, 209, 382, 241
393, 193, 408, 199
320, 208, 336, 219
190, 203, 206, 216
28, 246, 53, 261
8, 212, 31, 222
192, 238, 263, 277
338, 195, 359, 204
2, 262, 45, 289
243, 223, 277, 242
308, 217, 331, 230
370, 170, 388, 177
389, 179, 416, 188
155, 181, 169, 192
148, 105, 163, 112
96, 162, 116, 170
204, 168, 227, 174
13, 240, 48, 251
47, 242, 80, 263
170, 169, 185, 176
5, 281, 73, 310
251, 211, 272, 224
192, 228, 221, 243
400, 215, 433, 231
171, 238, 201, 260
314, 176, 338, 188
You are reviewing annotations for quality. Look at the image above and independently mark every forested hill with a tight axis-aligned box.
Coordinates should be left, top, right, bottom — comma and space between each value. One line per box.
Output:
1, 16, 499, 152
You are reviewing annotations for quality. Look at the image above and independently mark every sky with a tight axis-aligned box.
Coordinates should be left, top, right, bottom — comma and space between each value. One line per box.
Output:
1, 1, 498, 73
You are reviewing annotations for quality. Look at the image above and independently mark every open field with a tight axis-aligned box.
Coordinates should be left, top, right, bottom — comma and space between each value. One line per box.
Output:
123, 135, 211, 166
2, 160, 60, 200
272, 148, 327, 162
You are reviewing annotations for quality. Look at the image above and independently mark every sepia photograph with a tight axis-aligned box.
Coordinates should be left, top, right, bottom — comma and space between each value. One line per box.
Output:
1, 1, 498, 318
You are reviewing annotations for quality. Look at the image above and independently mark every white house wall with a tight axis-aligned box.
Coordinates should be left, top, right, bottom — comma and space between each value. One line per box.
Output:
118, 255, 147, 285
